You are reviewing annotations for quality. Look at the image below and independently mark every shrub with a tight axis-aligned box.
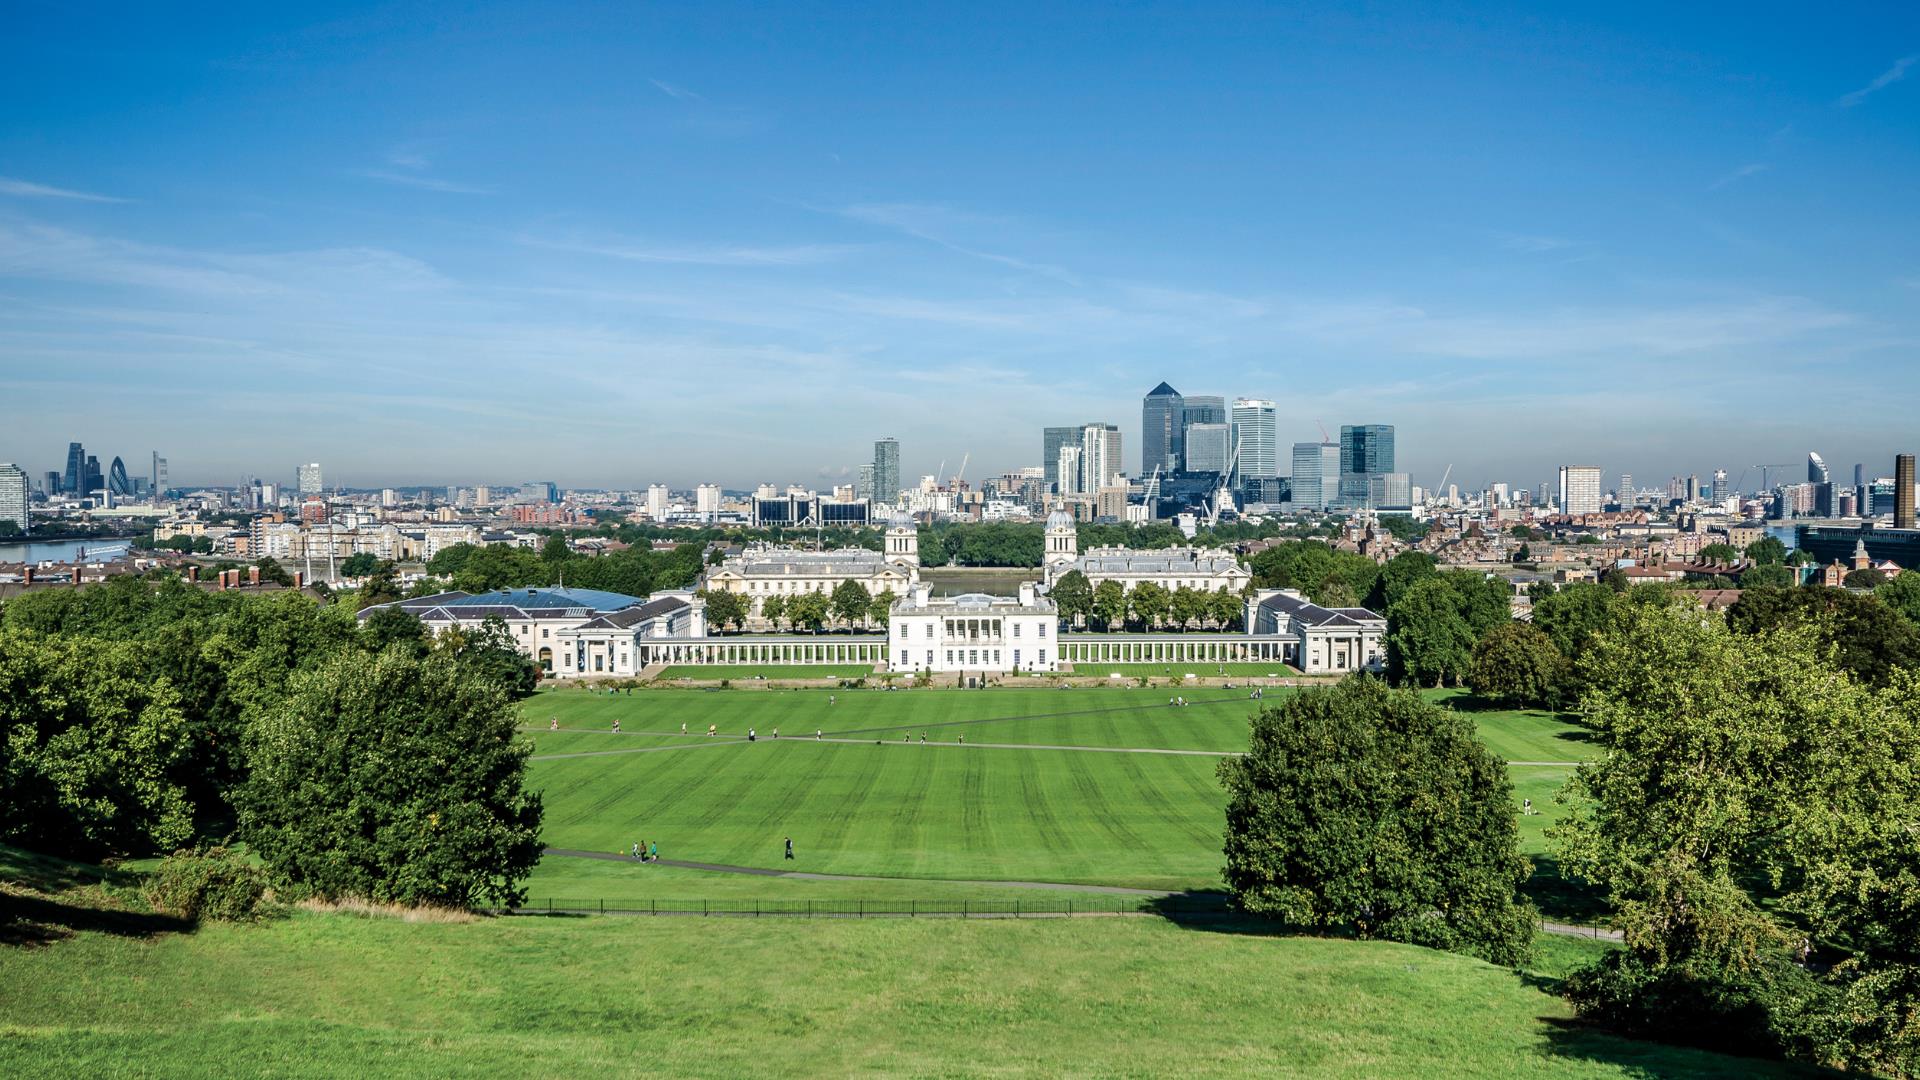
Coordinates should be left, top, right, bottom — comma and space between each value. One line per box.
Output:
144, 847, 270, 922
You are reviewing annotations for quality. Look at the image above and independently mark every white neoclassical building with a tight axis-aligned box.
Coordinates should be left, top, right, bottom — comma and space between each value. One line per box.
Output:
1041, 509, 1251, 594
1244, 589, 1386, 674
703, 522, 920, 626
358, 586, 705, 678
889, 584, 1059, 674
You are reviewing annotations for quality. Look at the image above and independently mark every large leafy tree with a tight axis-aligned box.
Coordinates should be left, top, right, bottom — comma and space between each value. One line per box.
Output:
1552, 601, 1920, 1071
237, 648, 543, 910
1878, 571, 1920, 628
830, 579, 872, 628
1385, 577, 1476, 687
1468, 623, 1566, 708
1092, 579, 1127, 631
1049, 570, 1093, 628
1219, 677, 1535, 965
0, 631, 196, 857
1745, 535, 1788, 565
1366, 551, 1437, 612
1128, 581, 1170, 631
1725, 584, 1920, 686
787, 591, 831, 633
698, 588, 747, 631
760, 593, 787, 631
866, 590, 895, 628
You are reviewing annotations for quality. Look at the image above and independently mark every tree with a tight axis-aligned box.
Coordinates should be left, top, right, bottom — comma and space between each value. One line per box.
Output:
254, 557, 294, 587
1739, 563, 1795, 589
361, 606, 429, 657
1843, 567, 1887, 590
1696, 543, 1739, 564
1169, 586, 1207, 631
1726, 585, 1920, 687
539, 534, 571, 563
437, 616, 540, 697
1467, 623, 1566, 708
1509, 524, 1533, 539
831, 579, 872, 628
237, 648, 543, 910
1745, 535, 1787, 565
1219, 678, 1534, 965
1551, 602, 1920, 1071
788, 591, 830, 633
1128, 582, 1170, 631
760, 593, 787, 631
1877, 572, 1920, 628
1514, 543, 1531, 564
1209, 587, 1243, 630
339, 552, 382, 578
0, 631, 195, 857
1366, 551, 1437, 612
1530, 581, 1615, 661
354, 562, 403, 610
867, 590, 895, 628
699, 589, 747, 632
1092, 579, 1127, 631
1601, 567, 1629, 593
1050, 570, 1093, 628
1444, 570, 1511, 637
1386, 577, 1476, 687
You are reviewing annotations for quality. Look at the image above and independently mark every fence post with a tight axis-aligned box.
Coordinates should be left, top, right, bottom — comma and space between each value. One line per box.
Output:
651, 899, 656, 916
1015, 899, 1021, 918
911, 899, 916, 918
963, 900, 969, 918
859, 899, 864, 917
755, 899, 760, 918
704, 899, 709, 917
1069, 900, 1074, 916
600, 898, 604, 914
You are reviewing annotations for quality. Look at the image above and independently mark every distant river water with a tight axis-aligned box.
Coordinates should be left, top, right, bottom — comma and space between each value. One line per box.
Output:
0, 538, 138, 564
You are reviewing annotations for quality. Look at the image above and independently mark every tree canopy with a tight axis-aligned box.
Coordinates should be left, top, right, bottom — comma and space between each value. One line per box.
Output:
1219, 678, 1535, 965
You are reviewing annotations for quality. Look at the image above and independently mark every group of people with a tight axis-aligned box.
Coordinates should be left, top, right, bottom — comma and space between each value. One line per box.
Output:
630, 840, 658, 862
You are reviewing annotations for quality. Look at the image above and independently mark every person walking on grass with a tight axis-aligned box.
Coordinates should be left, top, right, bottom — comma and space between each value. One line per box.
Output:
815, 729, 822, 740
612, 718, 621, 734
550, 717, 559, 731
649, 840, 658, 862
681, 722, 687, 735
784, 836, 794, 861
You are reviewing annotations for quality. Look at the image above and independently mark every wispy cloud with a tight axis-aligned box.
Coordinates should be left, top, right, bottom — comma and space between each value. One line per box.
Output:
1838, 54, 1918, 107
359, 169, 495, 195
0, 176, 129, 203
649, 79, 705, 102
838, 202, 1080, 283
1494, 232, 1572, 253
522, 235, 861, 267
1708, 162, 1769, 191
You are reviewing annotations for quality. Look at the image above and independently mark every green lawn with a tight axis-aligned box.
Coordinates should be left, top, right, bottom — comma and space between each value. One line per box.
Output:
0, 905, 1808, 1079
651, 664, 877, 681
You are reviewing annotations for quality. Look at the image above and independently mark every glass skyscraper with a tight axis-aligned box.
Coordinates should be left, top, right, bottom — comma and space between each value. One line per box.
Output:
1140, 382, 1184, 476
1230, 398, 1278, 486
1043, 426, 1080, 493
1339, 424, 1395, 507
872, 438, 900, 506
1291, 442, 1340, 511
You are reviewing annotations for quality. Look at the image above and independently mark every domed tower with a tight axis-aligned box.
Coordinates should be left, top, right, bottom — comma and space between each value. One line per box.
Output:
884, 518, 919, 567
1044, 507, 1078, 569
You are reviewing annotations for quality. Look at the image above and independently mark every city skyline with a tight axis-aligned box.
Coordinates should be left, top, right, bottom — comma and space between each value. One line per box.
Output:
3, 4, 1917, 488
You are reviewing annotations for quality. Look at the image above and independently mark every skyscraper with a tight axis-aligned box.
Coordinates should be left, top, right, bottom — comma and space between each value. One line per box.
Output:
1558, 465, 1603, 516
297, 463, 323, 496
1081, 423, 1122, 492
1290, 442, 1340, 511
1056, 445, 1083, 497
1183, 423, 1230, 474
106, 456, 132, 497
62, 442, 84, 495
1711, 469, 1729, 503
1229, 399, 1278, 486
1898, 454, 1916, 530
1141, 382, 1184, 476
1808, 452, 1830, 485
150, 451, 168, 500
1339, 424, 1395, 507
0, 463, 28, 532
872, 438, 900, 506
1042, 426, 1079, 493
83, 455, 102, 496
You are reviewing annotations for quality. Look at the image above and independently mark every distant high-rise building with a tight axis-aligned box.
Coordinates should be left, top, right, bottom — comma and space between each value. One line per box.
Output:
1685, 474, 1700, 503
1042, 426, 1080, 494
62, 442, 85, 496
1710, 469, 1729, 503
1619, 473, 1633, 500
1338, 424, 1395, 507
42, 471, 59, 497
1558, 465, 1603, 515
696, 483, 722, 515
1368, 472, 1412, 510
1056, 445, 1083, 497
106, 456, 132, 497
872, 438, 900, 506
297, 463, 323, 496
1897, 454, 1916, 530
1808, 452, 1830, 485
1229, 399, 1278, 486
1081, 423, 1122, 492
1141, 382, 1184, 476
0, 463, 28, 532
82, 455, 102, 496
646, 484, 670, 521
1183, 423, 1230, 474
855, 464, 874, 501
1290, 442, 1340, 511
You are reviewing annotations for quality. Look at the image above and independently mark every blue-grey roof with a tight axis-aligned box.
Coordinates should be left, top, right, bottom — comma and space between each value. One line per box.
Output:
441, 586, 640, 612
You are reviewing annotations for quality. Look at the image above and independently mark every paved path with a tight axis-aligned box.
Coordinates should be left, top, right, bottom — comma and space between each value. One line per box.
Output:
541, 847, 1173, 895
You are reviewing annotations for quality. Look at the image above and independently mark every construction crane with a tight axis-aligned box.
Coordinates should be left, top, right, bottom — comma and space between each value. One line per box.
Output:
1433, 463, 1453, 505
1207, 438, 1242, 528
1142, 464, 1162, 519
953, 452, 970, 489
1315, 419, 1332, 444
1749, 463, 1796, 495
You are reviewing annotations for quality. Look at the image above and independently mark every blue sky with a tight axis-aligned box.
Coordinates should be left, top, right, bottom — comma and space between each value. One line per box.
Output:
1, 1, 1916, 492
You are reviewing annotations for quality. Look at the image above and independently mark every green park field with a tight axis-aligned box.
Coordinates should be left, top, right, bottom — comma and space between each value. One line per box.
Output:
650, 664, 878, 681
0, 683, 1725, 1078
